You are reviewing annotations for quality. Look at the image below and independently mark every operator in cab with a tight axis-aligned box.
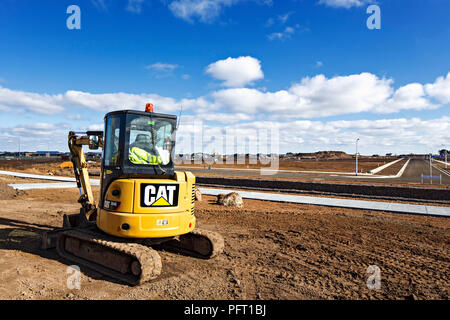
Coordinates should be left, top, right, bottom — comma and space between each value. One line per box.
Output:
128, 133, 163, 165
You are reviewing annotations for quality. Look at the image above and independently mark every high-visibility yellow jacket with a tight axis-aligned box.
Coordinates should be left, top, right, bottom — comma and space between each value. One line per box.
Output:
129, 147, 162, 165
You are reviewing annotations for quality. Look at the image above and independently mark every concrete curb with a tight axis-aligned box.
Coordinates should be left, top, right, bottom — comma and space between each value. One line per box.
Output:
196, 175, 450, 201
199, 187, 450, 217
342, 158, 410, 179
0, 170, 100, 183
369, 158, 403, 174
393, 158, 410, 178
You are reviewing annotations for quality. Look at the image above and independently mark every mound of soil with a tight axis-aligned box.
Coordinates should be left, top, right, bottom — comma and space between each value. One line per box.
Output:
0, 182, 26, 200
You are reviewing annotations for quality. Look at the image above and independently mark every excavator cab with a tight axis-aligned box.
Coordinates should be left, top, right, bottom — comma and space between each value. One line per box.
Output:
103, 110, 176, 172
100, 110, 178, 211
93, 109, 196, 239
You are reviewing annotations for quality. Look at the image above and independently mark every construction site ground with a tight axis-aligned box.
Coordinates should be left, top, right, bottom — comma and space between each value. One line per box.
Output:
178, 159, 450, 188
2, 158, 449, 189
177, 158, 391, 172
0, 178, 448, 300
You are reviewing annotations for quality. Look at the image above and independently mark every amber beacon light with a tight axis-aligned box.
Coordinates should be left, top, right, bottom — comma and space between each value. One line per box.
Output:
145, 103, 154, 112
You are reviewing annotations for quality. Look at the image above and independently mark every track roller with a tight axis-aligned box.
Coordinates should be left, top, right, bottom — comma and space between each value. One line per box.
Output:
56, 229, 162, 285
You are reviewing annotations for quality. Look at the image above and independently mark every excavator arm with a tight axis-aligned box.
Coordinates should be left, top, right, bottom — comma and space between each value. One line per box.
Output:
67, 131, 103, 224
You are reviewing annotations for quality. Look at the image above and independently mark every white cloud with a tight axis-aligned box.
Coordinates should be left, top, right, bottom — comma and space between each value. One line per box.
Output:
316, 61, 323, 67
0, 86, 210, 116
10, 123, 56, 136
210, 72, 450, 119
213, 73, 394, 118
267, 26, 295, 41
0, 86, 65, 115
318, 0, 371, 9
212, 87, 296, 114
146, 62, 179, 72
278, 12, 294, 24
378, 83, 437, 113
168, 0, 237, 23
1, 123, 71, 142
62, 90, 207, 114
205, 56, 264, 87
168, 0, 272, 23
425, 72, 450, 104
265, 17, 274, 27
290, 73, 393, 117
88, 123, 104, 131
126, 0, 145, 13
321, 117, 450, 153
0, 122, 71, 151
1, 115, 449, 155
174, 116, 450, 155
66, 113, 82, 120
1, 71, 449, 133
195, 112, 254, 124
266, 11, 293, 28
145, 62, 179, 78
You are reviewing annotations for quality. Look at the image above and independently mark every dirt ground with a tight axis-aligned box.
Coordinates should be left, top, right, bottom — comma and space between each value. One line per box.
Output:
0, 181, 448, 300
6, 158, 446, 190
0, 158, 393, 176
376, 159, 407, 176
0, 159, 98, 177
177, 158, 393, 173
193, 171, 450, 190
435, 161, 450, 174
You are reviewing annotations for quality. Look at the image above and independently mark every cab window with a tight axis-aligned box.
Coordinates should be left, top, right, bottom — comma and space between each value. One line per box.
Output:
104, 116, 121, 167
127, 115, 174, 166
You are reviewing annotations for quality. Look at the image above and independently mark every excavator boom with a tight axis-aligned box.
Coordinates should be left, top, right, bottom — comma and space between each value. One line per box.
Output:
68, 131, 103, 221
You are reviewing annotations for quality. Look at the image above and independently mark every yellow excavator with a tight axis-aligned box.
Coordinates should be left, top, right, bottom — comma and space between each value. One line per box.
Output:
42, 103, 224, 285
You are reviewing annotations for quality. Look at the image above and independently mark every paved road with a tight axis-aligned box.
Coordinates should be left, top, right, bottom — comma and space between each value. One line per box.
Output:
401, 159, 450, 184
176, 159, 450, 185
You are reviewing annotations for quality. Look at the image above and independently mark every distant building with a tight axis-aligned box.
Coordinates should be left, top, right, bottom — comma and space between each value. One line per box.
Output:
86, 152, 102, 161
35, 151, 60, 158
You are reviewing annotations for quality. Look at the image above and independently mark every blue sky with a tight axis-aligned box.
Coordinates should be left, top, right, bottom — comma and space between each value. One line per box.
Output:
0, 0, 449, 155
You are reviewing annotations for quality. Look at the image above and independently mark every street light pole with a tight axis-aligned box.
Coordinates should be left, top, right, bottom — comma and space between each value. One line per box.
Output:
443, 144, 448, 169
355, 138, 360, 176
429, 153, 432, 185
440, 144, 447, 169
446, 149, 448, 169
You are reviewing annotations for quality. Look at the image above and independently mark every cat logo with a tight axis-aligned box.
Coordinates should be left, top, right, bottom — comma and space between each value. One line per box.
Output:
140, 184, 179, 207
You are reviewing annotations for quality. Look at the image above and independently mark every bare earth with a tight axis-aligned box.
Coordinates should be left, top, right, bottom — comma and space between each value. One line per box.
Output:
0, 158, 394, 175
4, 158, 449, 189
0, 182, 448, 300
177, 159, 393, 173
376, 158, 407, 175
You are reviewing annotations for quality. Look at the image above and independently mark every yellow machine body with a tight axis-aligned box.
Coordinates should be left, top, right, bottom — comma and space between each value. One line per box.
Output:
97, 171, 196, 238
57, 109, 223, 286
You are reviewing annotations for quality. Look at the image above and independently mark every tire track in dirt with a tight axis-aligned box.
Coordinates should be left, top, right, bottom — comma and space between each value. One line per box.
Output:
204, 202, 449, 299
260, 214, 449, 299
